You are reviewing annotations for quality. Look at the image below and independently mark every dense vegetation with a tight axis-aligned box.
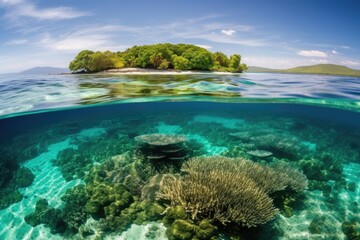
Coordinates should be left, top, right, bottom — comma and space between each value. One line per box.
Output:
69, 43, 247, 73
247, 64, 360, 77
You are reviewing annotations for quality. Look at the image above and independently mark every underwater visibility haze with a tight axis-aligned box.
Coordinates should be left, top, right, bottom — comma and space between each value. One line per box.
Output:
0, 73, 360, 240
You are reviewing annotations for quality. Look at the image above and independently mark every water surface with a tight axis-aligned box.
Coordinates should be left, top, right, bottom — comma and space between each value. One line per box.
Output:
1, 73, 359, 117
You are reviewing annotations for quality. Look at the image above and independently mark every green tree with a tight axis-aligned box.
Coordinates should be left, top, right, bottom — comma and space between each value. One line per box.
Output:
69, 50, 94, 72
88, 51, 118, 72
213, 52, 229, 67
158, 59, 170, 70
150, 52, 163, 68
172, 55, 190, 70
229, 54, 241, 72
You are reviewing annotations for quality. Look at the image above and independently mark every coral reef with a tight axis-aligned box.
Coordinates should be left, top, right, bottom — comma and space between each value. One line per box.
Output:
61, 185, 89, 233
25, 199, 66, 234
308, 215, 339, 237
299, 153, 343, 183
52, 133, 134, 181
85, 152, 154, 195
52, 148, 93, 181
135, 133, 191, 171
342, 221, 360, 240
0, 149, 18, 188
0, 189, 22, 209
0, 150, 34, 209
85, 182, 133, 218
250, 134, 304, 159
158, 156, 307, 227
162, 206, 218, 240
166, 219, 218, 240
14, 167, 35, 188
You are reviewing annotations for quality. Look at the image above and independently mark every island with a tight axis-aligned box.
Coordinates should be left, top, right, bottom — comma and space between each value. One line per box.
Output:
68, 43, 248, 74
248, 64, 360, 77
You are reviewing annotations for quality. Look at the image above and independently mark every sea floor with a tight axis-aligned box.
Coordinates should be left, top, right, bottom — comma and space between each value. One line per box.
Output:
0, 106, 359, 239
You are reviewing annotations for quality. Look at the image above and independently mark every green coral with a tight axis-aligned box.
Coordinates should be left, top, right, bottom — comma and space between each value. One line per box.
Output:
0, 149, 18, 188
166, 219, 217, 240
272, 190, 305, 218
25, 198, 66, 234
299, 154, 343, 183
85, 182, 133, 218
162, 206, 188, 227
0, 166, 34, 210
0, 189, 23, 209
61, 184, 89, 233
308, 215, 338, 236
52, 134, 134, 181
52, 148, 93, 181
100, 199, 164, 232
342, 221, 360, 240
85, 152, 154, 196
14, 167, 35, 188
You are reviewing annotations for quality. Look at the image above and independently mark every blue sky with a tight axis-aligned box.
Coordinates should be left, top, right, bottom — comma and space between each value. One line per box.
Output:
0, 0, 359, 73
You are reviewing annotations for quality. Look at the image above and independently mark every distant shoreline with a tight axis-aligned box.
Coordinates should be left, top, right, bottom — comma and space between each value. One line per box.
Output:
60, 68, 241, 75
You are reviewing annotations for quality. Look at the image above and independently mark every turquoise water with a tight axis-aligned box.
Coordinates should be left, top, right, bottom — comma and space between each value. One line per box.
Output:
0, 73, 359, 239
1, 73, 359, 117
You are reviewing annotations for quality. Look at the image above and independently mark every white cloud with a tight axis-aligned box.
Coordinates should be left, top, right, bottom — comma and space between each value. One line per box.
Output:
332, 50, 338, 54
297, 50, 328, 57
195, 44, 212, 49
38, 26, 130, 52
341, 45, 350, 49
1, 0, 89, 21
341, 60, 360, 67
5, 39, 28, 45
221, 29, 236, 36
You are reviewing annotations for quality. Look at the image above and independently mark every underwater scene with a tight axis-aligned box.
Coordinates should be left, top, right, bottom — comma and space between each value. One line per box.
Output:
0, 74, 360, 240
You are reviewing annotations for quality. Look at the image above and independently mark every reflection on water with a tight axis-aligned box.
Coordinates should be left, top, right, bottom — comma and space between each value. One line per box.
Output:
1, 73, 360, 117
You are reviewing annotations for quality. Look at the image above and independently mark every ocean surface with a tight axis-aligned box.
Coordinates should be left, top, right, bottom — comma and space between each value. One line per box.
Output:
0, 73, 359, 240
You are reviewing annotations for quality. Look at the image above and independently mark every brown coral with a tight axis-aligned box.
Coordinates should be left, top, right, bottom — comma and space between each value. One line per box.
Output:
157, 156, 307, 227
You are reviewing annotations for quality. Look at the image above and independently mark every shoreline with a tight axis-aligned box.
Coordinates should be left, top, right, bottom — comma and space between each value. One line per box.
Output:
59, 68, 242, 75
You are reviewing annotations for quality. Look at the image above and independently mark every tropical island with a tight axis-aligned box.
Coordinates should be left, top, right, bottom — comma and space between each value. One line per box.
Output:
68, 43, 248, 74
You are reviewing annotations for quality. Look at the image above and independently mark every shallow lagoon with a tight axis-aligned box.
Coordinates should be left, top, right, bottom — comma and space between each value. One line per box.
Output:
0, 73, 359, 239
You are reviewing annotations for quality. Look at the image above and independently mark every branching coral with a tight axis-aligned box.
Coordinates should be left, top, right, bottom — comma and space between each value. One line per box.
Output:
158, 156, 307, 227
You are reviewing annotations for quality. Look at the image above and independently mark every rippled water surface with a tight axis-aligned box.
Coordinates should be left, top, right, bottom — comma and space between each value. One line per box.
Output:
1, 73, 359, 117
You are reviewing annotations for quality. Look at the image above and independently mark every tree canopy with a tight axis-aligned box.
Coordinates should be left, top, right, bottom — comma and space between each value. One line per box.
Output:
69, 43, 247, 73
